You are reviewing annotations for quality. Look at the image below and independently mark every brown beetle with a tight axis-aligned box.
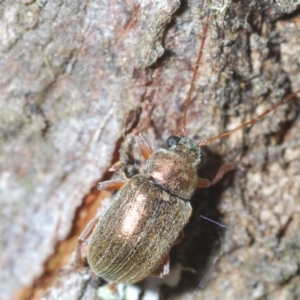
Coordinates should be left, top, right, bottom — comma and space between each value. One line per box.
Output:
81, 133, 234, 284
75, 11, 300, 284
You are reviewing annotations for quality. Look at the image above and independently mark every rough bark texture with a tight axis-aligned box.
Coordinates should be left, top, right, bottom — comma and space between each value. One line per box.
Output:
1, 0, 300, 300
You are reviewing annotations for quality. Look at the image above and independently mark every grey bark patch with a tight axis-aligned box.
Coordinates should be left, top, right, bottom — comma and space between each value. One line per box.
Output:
137, 0, 181, 68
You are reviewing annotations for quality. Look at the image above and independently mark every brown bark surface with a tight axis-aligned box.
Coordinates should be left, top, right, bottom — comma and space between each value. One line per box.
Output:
1, 0, 300, 299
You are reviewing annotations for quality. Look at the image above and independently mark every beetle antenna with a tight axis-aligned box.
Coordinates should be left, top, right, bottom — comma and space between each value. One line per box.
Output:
198, 88, 300, 146
180, 11, 211, 137
198, 214, 231, 229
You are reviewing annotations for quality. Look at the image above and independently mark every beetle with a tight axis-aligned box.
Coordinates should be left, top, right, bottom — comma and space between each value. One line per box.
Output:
78, 133, 234, 283
75, 10, 300, 284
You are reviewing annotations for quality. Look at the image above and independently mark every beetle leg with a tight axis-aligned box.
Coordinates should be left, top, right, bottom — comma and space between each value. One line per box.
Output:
197, 162, 235, 188
150, 253, 170, 278
173, 230, 184, 245
210, 162, 235, 185
197, 177, 211, 188
135, 133, 153, 159
97, 180, 126, 191
148, 232, 184, 278
75, 216, 100, 266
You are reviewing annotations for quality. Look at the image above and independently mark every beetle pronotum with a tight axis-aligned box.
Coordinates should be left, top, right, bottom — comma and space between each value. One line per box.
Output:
75, 9, 300, 285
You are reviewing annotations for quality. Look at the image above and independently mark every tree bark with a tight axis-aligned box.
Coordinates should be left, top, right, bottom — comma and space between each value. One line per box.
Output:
1, 0, 300, 299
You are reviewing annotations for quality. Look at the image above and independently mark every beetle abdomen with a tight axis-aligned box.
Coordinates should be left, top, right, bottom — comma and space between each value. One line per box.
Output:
87, 175, 192, 283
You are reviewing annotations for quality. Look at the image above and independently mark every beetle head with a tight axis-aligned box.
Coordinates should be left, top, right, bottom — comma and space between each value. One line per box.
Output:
166, 136, 201, 167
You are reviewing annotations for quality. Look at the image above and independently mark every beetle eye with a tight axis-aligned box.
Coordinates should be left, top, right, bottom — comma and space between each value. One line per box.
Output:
167, 136, 180, 148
